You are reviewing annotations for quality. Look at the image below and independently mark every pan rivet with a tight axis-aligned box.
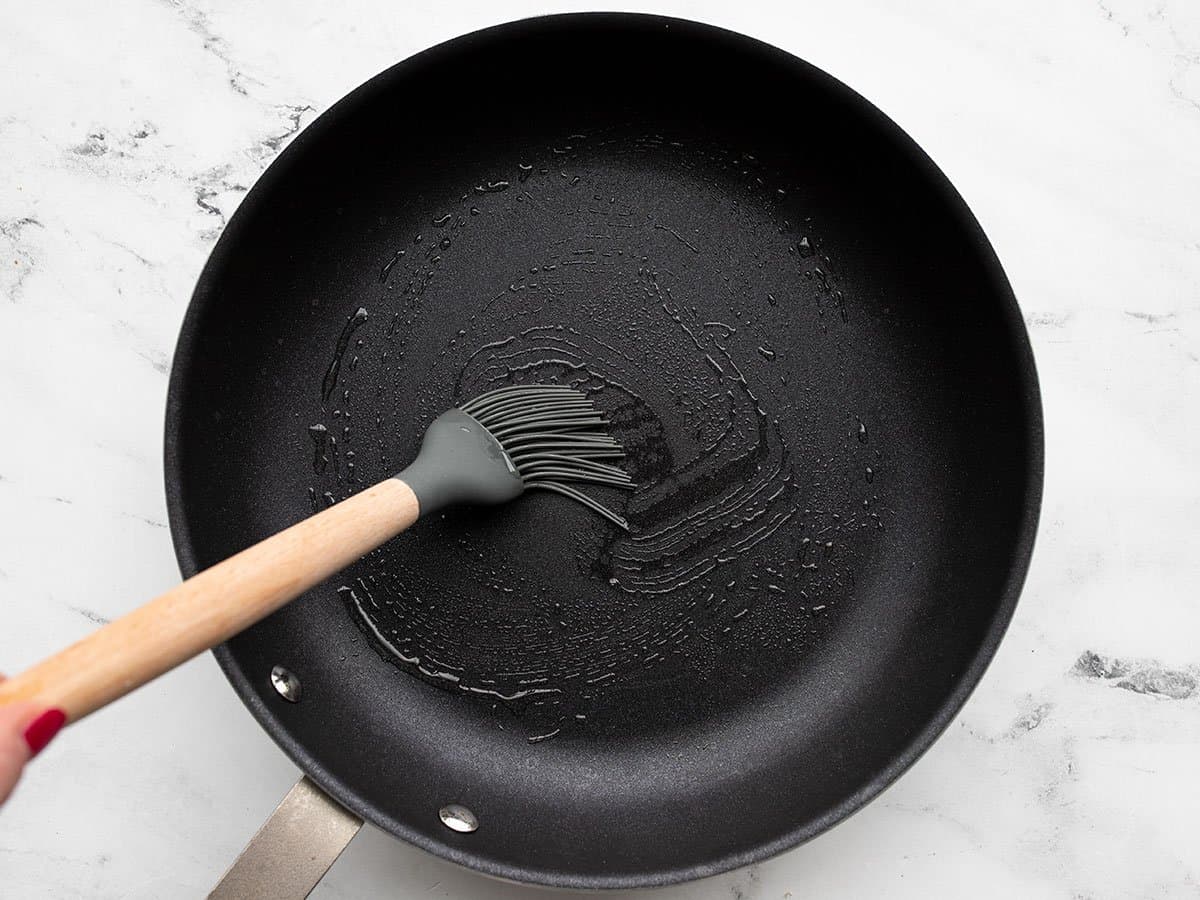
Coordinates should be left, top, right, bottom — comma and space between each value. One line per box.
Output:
270, 665, 302, 703
438, 803, 479, 833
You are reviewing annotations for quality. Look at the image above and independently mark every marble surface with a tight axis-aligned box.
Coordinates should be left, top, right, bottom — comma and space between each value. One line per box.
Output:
1, 0, 1198, 896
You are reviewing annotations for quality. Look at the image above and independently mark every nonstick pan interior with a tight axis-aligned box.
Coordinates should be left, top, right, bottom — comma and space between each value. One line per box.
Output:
165, 14, 1041, 889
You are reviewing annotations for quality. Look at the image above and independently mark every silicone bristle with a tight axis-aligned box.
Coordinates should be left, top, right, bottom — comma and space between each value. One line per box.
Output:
459, 385, 635, 529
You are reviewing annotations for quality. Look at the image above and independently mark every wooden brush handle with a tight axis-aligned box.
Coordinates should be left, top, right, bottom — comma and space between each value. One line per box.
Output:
0, 478, 419, 723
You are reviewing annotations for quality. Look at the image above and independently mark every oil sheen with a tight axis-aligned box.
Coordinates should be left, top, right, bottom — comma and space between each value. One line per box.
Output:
306, 129, 884, 742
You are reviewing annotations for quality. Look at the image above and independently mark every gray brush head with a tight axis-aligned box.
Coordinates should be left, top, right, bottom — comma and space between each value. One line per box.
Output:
396, 385, 634, 529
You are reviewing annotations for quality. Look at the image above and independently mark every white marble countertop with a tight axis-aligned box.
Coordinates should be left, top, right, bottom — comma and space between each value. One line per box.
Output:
1, 1, 1198, 897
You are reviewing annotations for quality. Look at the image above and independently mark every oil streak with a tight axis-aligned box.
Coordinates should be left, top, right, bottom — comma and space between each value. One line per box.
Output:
321, 307, 368, 402
653, 223, 700, 254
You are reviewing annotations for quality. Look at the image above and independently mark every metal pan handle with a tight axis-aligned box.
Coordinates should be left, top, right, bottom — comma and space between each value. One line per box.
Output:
209, 777, 363, 900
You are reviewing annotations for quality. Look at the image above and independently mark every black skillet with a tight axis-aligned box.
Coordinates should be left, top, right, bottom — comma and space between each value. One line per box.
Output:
165, 13, 1042, 890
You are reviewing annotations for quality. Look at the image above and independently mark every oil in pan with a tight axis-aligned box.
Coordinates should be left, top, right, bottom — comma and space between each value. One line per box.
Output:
307, 127, 886, 743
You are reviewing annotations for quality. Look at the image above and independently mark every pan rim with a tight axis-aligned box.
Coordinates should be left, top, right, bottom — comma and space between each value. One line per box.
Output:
163, 11, 1044, 889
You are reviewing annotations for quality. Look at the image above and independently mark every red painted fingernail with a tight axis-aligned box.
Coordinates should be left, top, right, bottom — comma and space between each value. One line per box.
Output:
23, 709, 66, 757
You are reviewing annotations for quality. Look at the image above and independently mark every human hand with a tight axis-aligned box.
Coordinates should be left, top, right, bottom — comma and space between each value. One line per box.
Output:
0, 675, 65, 806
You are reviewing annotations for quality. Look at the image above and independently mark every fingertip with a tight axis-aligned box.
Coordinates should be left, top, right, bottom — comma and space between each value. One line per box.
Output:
0, 703, 35, 806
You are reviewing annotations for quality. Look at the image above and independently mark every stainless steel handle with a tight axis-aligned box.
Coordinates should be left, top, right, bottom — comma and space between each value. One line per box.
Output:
209, 776, 363, 900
